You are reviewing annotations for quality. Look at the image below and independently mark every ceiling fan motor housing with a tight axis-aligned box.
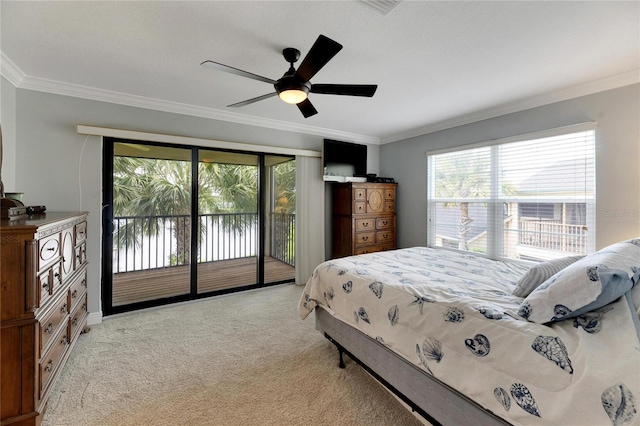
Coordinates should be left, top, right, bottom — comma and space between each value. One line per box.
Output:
276, 47, 309, 104
275, 76, 311, 101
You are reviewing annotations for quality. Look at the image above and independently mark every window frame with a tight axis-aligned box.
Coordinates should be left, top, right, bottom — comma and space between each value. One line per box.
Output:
426, 122, 597, 262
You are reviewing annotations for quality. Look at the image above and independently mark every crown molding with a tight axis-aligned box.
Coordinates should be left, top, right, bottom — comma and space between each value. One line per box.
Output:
381, 69, 640, 144
0, 52, 379, 145
0, 52, 25, 87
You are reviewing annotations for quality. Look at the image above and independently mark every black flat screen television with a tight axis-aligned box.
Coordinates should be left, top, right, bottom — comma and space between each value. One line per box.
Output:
322, 139, 367, 180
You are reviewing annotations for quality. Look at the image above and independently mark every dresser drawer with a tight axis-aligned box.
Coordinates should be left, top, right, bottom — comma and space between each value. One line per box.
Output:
69, 295, 88, 341
61, 229, 75, 280
39, 295, 70, 357
355, 231, 376, 246
38, 233, 61, 270
38, 262, 63, 309
74, 242, 87, 270
354, 188, 366, 200
384, 202, 395, 213
51, 262, 63, 297
75, 221, 87, 245
376, 217, 394, 230
69, 270, 88, 312
354, 243, 394, 255
376, 230, 394, 244
39, 327, 70, 398
355, 218, 375, 231
38, 270, 53, 309
384, 188, 395, 200
354, 202, 366, 214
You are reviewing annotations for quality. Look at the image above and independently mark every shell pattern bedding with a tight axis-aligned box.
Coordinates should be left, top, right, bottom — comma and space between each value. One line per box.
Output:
298, 245, 640, 426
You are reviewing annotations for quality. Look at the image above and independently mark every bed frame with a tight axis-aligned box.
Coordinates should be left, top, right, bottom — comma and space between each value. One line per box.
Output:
315, 307, 511, 426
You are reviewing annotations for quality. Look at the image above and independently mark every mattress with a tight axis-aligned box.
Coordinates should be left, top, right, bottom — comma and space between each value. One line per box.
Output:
298, 247, 640, 426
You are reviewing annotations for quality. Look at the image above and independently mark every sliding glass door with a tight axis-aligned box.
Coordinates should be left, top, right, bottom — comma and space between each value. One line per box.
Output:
196, 150, 259, 293
102, 139, 295, 315
265, 156, 296, 283
108, 142, 193, 308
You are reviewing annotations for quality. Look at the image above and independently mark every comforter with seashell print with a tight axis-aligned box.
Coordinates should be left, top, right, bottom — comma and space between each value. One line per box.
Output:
298, 247, 639, 426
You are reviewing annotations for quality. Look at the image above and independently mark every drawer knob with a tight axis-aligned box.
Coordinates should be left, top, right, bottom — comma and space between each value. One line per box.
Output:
42, 282, 50, 291
44, 323, 54, 334
46, 247, 56, 252
61, 336, 69, 346
72, 318, 78, 326
72, 289, 78, 299
363, 222, 369, 227
382, 220, 388, 225
61, 303, 67, 314
44, 360, 53, 372
362, 236, 369, 241
82, 279, 87, 287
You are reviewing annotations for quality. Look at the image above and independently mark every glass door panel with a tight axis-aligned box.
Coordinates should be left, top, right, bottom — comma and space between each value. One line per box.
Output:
197, 150, 259, 293
111, 143, 192, 306
265, 156, 296, 284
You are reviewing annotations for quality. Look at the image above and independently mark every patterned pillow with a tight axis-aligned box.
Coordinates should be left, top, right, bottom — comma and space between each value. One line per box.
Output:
512, 255, 584, 297
518, 239, 640, 324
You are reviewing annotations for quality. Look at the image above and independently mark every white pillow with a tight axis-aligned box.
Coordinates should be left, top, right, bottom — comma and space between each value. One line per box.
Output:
512, 255, 584, 297
518, 239, 640, 324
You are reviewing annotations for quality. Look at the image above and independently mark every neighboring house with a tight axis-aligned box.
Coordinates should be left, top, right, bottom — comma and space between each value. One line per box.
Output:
509, 158, 593, 260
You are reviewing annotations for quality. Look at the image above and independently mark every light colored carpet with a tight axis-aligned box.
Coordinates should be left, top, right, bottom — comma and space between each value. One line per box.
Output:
42, 284, 425, 426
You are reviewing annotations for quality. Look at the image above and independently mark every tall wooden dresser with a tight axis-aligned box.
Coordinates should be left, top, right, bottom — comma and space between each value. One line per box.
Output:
1, 212, 89, 426
331, 182, 397, 258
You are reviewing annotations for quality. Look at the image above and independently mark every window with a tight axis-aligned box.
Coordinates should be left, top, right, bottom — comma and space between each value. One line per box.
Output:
427, 124, 595, 262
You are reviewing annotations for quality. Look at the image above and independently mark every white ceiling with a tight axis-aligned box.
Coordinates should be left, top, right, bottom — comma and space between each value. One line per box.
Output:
1, 1, 638, 144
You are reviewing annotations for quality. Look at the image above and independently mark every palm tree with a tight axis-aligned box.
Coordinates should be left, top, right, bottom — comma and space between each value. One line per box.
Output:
271, 160, 296, 264
434, 152, 514, 251
113, 156, 257, 267
273, 160, 295, 214
198, 162, 258, 214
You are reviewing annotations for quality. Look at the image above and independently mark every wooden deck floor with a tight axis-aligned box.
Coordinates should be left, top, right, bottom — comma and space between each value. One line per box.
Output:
112, 256, 294, 306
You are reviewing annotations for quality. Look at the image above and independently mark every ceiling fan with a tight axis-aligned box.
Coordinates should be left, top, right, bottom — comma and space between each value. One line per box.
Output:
201, 35, 377, 118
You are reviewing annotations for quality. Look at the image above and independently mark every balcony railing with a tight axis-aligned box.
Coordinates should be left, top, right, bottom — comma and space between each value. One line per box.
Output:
113, 212, 295, 274
518, 219, 587, 254
271, 212, 295, 267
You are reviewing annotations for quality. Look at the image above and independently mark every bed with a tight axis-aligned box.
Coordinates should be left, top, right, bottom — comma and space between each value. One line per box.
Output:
298, 241, 640, 426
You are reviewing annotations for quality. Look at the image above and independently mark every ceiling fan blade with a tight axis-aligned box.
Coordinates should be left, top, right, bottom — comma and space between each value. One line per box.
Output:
294, 35, 343, 82
297, 99, 318, 118
201, 60, 276, 85
311, 84, 378, 97
228, 92, 277, 108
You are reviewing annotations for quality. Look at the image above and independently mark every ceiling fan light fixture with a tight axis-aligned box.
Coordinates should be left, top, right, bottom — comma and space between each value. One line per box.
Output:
278, 89, 308, 104
275, 76, 310, 104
